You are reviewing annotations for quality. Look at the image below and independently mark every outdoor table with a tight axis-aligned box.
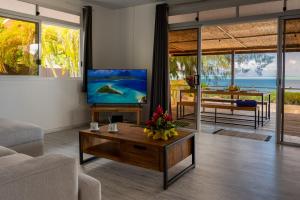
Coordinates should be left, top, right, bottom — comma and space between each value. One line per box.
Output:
179, 89, 271, 126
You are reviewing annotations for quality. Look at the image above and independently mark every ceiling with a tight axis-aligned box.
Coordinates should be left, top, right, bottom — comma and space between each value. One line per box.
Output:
81, 0, 279, 10
82, 0, 162, 9
81, 0, 208, 9
169, 19, 300, 56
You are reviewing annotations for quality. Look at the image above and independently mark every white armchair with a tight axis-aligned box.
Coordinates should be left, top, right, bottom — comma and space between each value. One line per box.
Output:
0, 146, 101, 200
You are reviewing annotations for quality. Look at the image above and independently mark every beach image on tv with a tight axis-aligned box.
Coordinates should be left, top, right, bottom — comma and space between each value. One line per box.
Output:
87, 69, 147, 104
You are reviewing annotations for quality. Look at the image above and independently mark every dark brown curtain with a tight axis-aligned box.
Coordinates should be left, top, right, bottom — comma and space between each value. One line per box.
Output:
82, 6, 93, 92
150, 3, 169, 116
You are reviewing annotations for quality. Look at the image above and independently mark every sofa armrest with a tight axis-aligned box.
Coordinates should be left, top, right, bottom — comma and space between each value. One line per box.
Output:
79, 173, 101, 200
0, 154, 78, 200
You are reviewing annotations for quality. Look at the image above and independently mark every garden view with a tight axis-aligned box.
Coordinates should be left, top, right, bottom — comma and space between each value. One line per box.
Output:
170, 53, 300, 106
0, 17, 80, 77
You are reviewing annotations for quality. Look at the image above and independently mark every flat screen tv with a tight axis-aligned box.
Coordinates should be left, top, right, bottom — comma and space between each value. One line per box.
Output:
87, 69, 147, 104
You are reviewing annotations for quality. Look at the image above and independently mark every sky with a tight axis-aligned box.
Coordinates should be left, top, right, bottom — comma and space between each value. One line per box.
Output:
235, 52, 300, 79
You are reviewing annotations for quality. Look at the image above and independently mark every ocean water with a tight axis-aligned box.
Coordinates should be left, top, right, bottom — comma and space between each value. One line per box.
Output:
202, 78, 300, 92
87, 79, 147, 104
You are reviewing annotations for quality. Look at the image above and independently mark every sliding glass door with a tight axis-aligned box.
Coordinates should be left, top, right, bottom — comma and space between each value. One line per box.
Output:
168, 28, 201, 130
278, 16, 300, 145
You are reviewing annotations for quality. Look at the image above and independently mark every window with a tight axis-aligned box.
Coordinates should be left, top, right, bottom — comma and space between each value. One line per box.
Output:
198, 7, 236, 22
0, 16, 39, 75
239, 1, 283, 17
287, 0, 300, 10
201, 54, 232, 87
0, 2, 81, 77
169, 13, 197, 24
234, 53, 277, 91
39, 7, 80, 24
0, 0, 36, 15
41, 23, 80, 78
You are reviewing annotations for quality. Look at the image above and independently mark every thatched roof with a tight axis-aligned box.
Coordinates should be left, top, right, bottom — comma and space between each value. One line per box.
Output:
169, 19, 300, 56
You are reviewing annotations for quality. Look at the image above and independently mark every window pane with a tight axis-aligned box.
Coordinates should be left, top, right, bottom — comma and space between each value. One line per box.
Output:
198, 7, 236, 22
201, 54, 232, 88
239, 1, 283, 17
39, 7, 80, 24
287, 0, 300, 10
169, 13, 197, 24
0, 17, 38, 75
0, 0, 36, 15
41, 24, 80, 78
234, 53, 277, 91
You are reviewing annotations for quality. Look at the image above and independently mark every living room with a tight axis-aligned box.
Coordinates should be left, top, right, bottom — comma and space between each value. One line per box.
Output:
1, 0, 300, 200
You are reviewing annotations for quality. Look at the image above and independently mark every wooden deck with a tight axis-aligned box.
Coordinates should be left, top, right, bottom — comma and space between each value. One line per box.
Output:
171, 103, 300, 144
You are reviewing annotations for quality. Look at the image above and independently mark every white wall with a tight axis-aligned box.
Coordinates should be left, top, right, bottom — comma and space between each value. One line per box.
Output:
0, 78, 89, 133
91, 3, 156, 121
92, 5, 122, 67
0, 0, 89, 133
0, 2, 156, 132
118, 4, 156, 120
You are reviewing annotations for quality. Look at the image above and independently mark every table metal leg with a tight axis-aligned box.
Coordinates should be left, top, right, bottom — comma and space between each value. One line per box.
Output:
258, 108, 260, 126
268, 94, 271, 119
254, 108, 257, 129
261, 96, 264, 126
163, 135, 195, 190
176, 103, 179, 119
214, 108, 217, 123
79, 134, 97, 165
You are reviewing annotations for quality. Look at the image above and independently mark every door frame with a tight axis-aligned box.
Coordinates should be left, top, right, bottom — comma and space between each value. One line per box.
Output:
277, 14, 300, 147
170, 11, 300, 136
169, 26, 202, 132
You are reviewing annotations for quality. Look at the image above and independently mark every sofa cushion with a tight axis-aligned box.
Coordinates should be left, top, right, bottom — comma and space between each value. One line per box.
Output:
0, 146, 16, 157
0, 118, 43, 147
0, 153, 32, 168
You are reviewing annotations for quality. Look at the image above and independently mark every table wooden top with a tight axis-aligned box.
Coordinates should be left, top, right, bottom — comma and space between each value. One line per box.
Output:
180, 89, 270, 96
79, 123, 194, 148
201, 90, 270, 96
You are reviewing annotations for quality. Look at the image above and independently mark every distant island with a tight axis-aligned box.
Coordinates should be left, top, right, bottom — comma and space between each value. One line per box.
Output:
97, 85, 122, 95
138, 96, 147, 103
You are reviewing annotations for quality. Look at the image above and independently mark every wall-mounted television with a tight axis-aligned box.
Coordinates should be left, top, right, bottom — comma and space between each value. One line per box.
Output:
87, 69, 147, 104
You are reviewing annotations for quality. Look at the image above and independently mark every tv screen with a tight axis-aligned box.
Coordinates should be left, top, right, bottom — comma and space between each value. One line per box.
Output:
87, 69, 147, 104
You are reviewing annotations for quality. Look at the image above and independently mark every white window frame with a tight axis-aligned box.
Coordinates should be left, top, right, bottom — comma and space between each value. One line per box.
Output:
40, 21, 81, 78
0, 2, 82, 80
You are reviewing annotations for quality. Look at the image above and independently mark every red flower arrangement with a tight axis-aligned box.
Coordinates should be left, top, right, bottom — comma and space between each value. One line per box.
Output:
144, 105, 178, 141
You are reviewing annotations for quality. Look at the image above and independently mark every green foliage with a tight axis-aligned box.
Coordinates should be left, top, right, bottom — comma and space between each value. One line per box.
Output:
284, 92, 300, 105
201, 54, 231, 84
169, 56, 197, 80
201, 82, 208, 89
235, 53, 275, 76
41, 24, 80, 77
169, 53, 275, 84
0, 18, 80, 77
0, 17, 38, 75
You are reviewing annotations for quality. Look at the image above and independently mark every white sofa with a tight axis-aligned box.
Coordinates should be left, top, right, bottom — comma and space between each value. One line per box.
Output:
0, 118, 44, 156
0, 146, 101, 200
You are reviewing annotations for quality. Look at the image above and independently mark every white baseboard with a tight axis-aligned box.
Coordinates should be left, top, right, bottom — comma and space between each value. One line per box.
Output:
44, 122, 89, 134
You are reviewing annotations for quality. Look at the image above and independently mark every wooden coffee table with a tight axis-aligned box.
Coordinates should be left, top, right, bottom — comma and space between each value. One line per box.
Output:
79, 123, 195, 189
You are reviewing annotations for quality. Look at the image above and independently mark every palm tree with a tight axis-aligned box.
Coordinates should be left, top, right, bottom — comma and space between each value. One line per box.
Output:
169, 53, 275, 84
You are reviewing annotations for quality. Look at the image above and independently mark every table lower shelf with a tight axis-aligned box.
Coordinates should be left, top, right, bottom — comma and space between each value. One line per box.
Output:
84, 141, 121, 162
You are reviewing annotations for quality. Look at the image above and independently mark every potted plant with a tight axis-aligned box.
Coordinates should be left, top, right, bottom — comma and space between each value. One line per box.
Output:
144, 105, 178, 141
228, 85, 240, 91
